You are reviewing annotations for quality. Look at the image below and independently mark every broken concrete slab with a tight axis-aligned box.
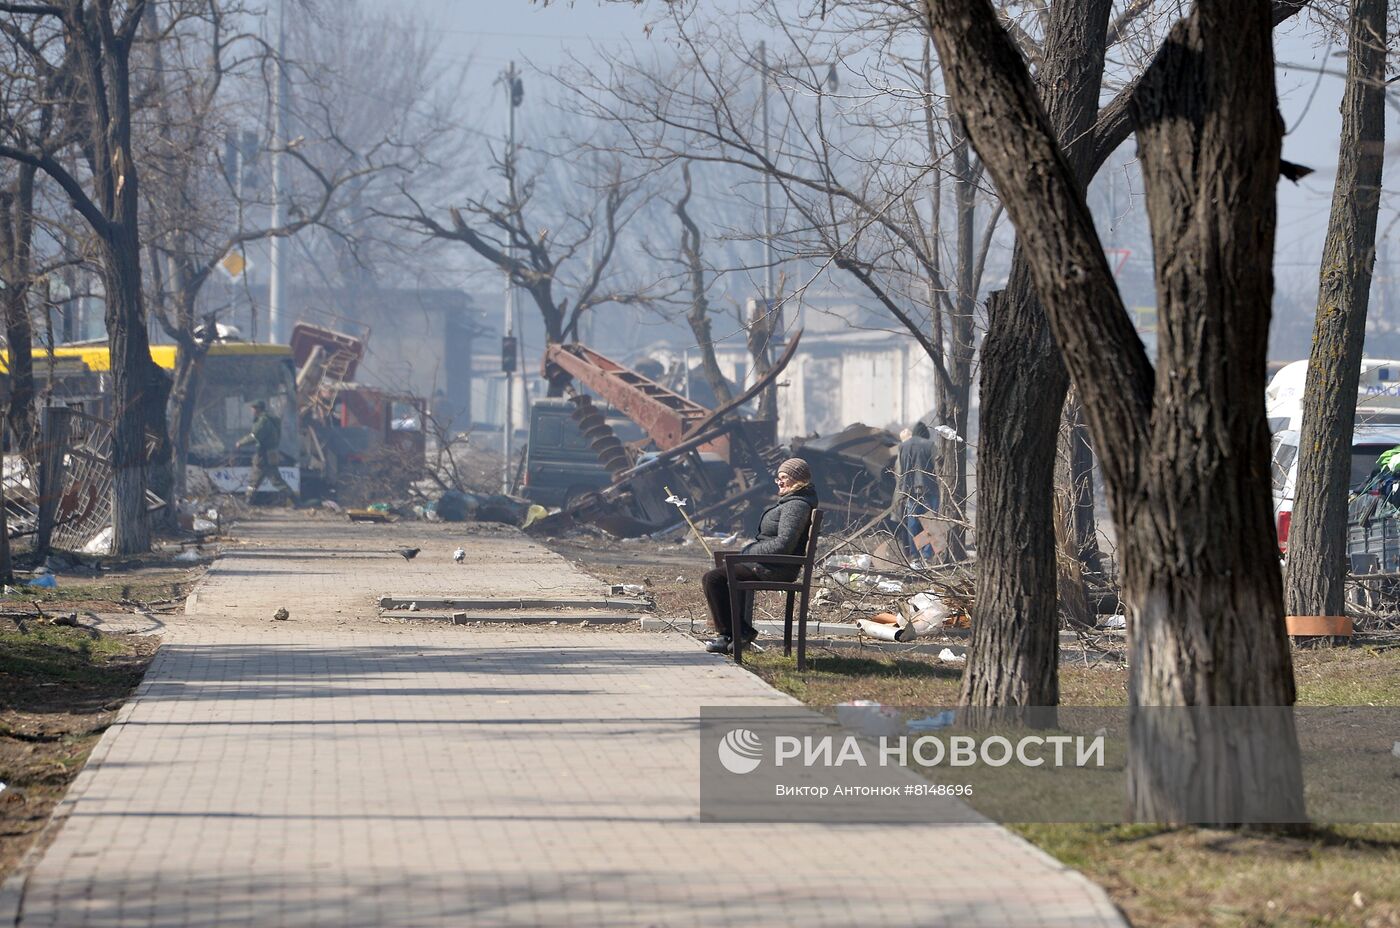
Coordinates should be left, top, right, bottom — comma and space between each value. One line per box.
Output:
378, 595, 653, 612
382, 610, 640, 625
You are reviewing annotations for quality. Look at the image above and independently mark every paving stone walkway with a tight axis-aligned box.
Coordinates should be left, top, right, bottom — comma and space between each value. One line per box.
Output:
8, 514, 1124, 927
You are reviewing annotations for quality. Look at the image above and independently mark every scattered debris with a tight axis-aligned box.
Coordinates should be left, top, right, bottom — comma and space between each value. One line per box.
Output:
174, 549, 202, 564
907, 710, 957, 732
1101, 615, 1127, 629
611, 583, 646, 596
27, 574, 56, 589
273, 607, 289, 621
347, 508, 396, 523
937, 647, 965, 664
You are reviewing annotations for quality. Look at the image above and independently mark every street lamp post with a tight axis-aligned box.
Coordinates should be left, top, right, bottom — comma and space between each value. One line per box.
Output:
499, 62, 524, 493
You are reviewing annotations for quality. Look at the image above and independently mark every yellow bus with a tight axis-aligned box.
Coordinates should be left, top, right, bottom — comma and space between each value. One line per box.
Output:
1, 340, 301, 495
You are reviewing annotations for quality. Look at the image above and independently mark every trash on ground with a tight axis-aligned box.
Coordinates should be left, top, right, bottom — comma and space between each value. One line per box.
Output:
27, 574, 57, 589
876, 579, 903, 594
347, 508, 396, 523
522, 504, 548, 529
856, 618, 902, 641
611, 583, 646, 596
827, 554, 874, 572
836, 700, 904, 737
174, 549, 202, 564
1101, 615, 1127, 629
191, 517, 217, 533
867, 612, 900, 625
937, 647, 965, 664
273, 607, 289, 621
907, 710, 957, 732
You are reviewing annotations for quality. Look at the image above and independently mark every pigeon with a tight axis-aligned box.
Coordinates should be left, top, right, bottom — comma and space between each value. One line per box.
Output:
273, 607, 289, 621
453, 547, 466, 564
396, 547, 421, 561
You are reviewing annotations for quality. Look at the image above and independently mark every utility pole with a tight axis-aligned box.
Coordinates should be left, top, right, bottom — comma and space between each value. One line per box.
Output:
267, 0, 288, 345
500, 62, 523, 493
758, 41, 775, 316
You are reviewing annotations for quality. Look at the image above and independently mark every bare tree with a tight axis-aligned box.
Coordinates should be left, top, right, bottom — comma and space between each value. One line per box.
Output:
672, 162, 736, 405
1284, 0, 1388, 619
1, 0, 172, 555
924, 0, 1305, 821
386, 100, 658, 393
139, 0, 397, 498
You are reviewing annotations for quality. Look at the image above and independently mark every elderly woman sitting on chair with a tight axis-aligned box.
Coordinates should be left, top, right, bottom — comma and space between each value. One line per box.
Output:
703, 458, 820, 654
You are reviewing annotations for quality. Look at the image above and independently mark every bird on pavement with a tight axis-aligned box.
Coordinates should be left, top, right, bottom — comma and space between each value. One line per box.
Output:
396, 547, 421, 561
453, 547, 465, 564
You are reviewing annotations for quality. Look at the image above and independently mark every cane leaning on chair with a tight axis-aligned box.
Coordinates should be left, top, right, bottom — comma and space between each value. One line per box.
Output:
702, 457, 819, 658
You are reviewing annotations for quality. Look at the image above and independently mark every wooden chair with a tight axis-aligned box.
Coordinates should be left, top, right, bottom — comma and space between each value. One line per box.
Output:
713, 509, 824, 670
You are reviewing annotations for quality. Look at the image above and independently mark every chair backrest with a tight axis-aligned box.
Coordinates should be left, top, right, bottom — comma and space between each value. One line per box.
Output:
800, 509, 824, 580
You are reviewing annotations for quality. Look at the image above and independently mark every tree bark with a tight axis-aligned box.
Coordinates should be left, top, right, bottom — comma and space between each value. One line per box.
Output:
0, 164, 38, 455
958, 0, 1110, 710
675, 163, 735, 406
927, 0, 1305, 823
1284, 0, 1387, 619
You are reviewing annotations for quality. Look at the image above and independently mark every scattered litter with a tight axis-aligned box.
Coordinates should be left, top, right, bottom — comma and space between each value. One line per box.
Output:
836, 700, 904, 737
174, 549, 202, 564
907, 710, 957, 732
1353, 892, 1366, 910
273, 608, 289, 621
721, 532, 741, 546
937, 647, 965, 664
934, 424, 965, 443
579, 620, 591, 628
549, 620, 559, 626
33, 566, 50, 576
191, 518, 217, 533
1101, 615, 1127, 629
826, 554, 873, 571
321, 500, 342, 512
522, 504, 548, 529
452, 613, 469, 625
611, 583, 646, 596
407, 602, 419, 612
27, 574, 56, 589
908, 591, 941, 613
876, 579, 904, 594
3, 585, 18, 595
674, 575, 686, 583
868, 612, 900, 625
82, 525, 115, 555
347, 508, 396, 523
856, 619, 901, 641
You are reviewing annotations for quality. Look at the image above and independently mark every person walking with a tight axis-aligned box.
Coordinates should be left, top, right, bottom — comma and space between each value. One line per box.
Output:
895, 421, 938, 564
235, 399, 296, 506
702, 458, 820, 654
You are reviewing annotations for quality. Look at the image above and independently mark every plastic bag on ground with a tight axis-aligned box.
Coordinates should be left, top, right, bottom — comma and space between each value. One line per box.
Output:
27, 574, 57, 589
82, 525, 114, 555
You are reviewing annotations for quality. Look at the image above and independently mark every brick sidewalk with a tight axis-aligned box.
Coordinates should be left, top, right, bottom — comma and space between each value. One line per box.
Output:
10, 515, 1124, 927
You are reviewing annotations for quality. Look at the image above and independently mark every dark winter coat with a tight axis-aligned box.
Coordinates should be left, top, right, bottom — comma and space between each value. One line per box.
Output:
896, 436, 938, 511
740, 484, 819, 581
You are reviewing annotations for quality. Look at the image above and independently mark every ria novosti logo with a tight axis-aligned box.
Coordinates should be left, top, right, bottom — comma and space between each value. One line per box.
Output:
717, 728, 764, 774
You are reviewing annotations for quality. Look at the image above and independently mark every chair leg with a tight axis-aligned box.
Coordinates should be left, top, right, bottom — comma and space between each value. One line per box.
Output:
783, 592, 795, 656
730, 584, 745, 664
796, 590, 811, 671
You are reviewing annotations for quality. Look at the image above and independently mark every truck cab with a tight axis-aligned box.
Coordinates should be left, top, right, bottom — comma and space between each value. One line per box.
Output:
521, 398, 642, 507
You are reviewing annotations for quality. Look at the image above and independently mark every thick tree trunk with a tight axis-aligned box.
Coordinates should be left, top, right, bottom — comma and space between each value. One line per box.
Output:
957, 0, 1110, 710
1124, 0, 1303, 822
167, 334, 207, 500
927, 0, 1305, 822
0, 165, 38, 455
1284, 0, 1387, 619
961, 281, 1067, 708
104, 227, 167, 555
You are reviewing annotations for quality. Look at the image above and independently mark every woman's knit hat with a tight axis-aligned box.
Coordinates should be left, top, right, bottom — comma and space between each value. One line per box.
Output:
777, 457, 812, 485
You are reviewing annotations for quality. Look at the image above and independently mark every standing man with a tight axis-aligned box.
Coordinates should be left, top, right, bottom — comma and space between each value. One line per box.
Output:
235, 399, 296, 506
895, 421, 938, 564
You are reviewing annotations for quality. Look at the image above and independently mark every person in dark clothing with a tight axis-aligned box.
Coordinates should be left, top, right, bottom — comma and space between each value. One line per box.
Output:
235, 399, 296, 505
702, 457, 820, 654
895, 421, 938, 564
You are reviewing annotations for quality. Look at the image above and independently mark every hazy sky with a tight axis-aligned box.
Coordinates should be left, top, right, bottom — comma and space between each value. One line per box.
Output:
378, 1, 1400, 304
